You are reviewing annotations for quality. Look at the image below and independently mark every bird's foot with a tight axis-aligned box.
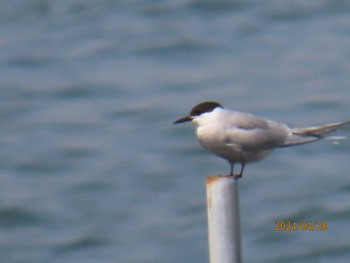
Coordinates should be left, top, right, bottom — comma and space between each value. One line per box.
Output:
228, 162, 245, 179
226, 173, 242, 179
233, 173, 242, 179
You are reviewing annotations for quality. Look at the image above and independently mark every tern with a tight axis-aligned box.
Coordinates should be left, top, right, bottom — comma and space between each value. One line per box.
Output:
173, 101, 350, 178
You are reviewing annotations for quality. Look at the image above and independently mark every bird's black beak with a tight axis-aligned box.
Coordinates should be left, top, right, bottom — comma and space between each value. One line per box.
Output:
173, 116, 192, 124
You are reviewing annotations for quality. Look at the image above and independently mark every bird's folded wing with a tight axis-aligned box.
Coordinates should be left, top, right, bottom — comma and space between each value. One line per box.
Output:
223, 120, 289, 151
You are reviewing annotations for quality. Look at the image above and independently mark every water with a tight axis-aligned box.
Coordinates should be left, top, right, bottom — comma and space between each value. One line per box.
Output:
0, 1, 350, 262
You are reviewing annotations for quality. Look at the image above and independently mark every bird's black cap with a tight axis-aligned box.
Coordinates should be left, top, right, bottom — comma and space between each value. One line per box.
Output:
173, 101, 223, 124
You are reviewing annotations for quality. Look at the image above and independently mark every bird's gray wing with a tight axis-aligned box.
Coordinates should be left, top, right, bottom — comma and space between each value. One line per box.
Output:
223, 112, 289, 151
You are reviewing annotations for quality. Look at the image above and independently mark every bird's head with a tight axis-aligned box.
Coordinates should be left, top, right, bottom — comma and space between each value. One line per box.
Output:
173, 101, 223, 125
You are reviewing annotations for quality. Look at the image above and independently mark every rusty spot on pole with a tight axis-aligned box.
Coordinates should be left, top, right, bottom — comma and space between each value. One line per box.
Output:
206, 176, 221, 186
207, 175, 234, 186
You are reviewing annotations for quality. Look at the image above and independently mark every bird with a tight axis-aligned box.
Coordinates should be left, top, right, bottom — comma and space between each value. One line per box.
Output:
173, 101, 350, 179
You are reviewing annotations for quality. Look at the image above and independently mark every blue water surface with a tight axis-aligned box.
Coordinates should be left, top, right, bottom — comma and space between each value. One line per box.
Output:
0, 1, 350, 262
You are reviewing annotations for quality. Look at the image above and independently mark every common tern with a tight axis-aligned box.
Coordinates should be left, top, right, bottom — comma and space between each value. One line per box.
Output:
174, 101, 350, 178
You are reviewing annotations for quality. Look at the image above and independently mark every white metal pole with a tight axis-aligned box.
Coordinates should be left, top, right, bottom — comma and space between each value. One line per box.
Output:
206, 176, 242, 263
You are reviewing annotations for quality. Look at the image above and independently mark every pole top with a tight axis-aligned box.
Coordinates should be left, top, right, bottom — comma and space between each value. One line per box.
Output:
206, 176, 239, 186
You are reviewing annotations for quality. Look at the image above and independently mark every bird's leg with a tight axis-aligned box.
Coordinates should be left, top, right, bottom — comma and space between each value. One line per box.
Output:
230, 162, 235, 177
234, 162, 246, 179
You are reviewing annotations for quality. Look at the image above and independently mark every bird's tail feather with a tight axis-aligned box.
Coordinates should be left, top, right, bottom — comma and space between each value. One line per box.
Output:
281, 121, 350, 147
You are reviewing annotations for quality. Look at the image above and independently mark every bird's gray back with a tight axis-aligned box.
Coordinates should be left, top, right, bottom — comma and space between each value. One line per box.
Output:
221, 111, 290, 151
